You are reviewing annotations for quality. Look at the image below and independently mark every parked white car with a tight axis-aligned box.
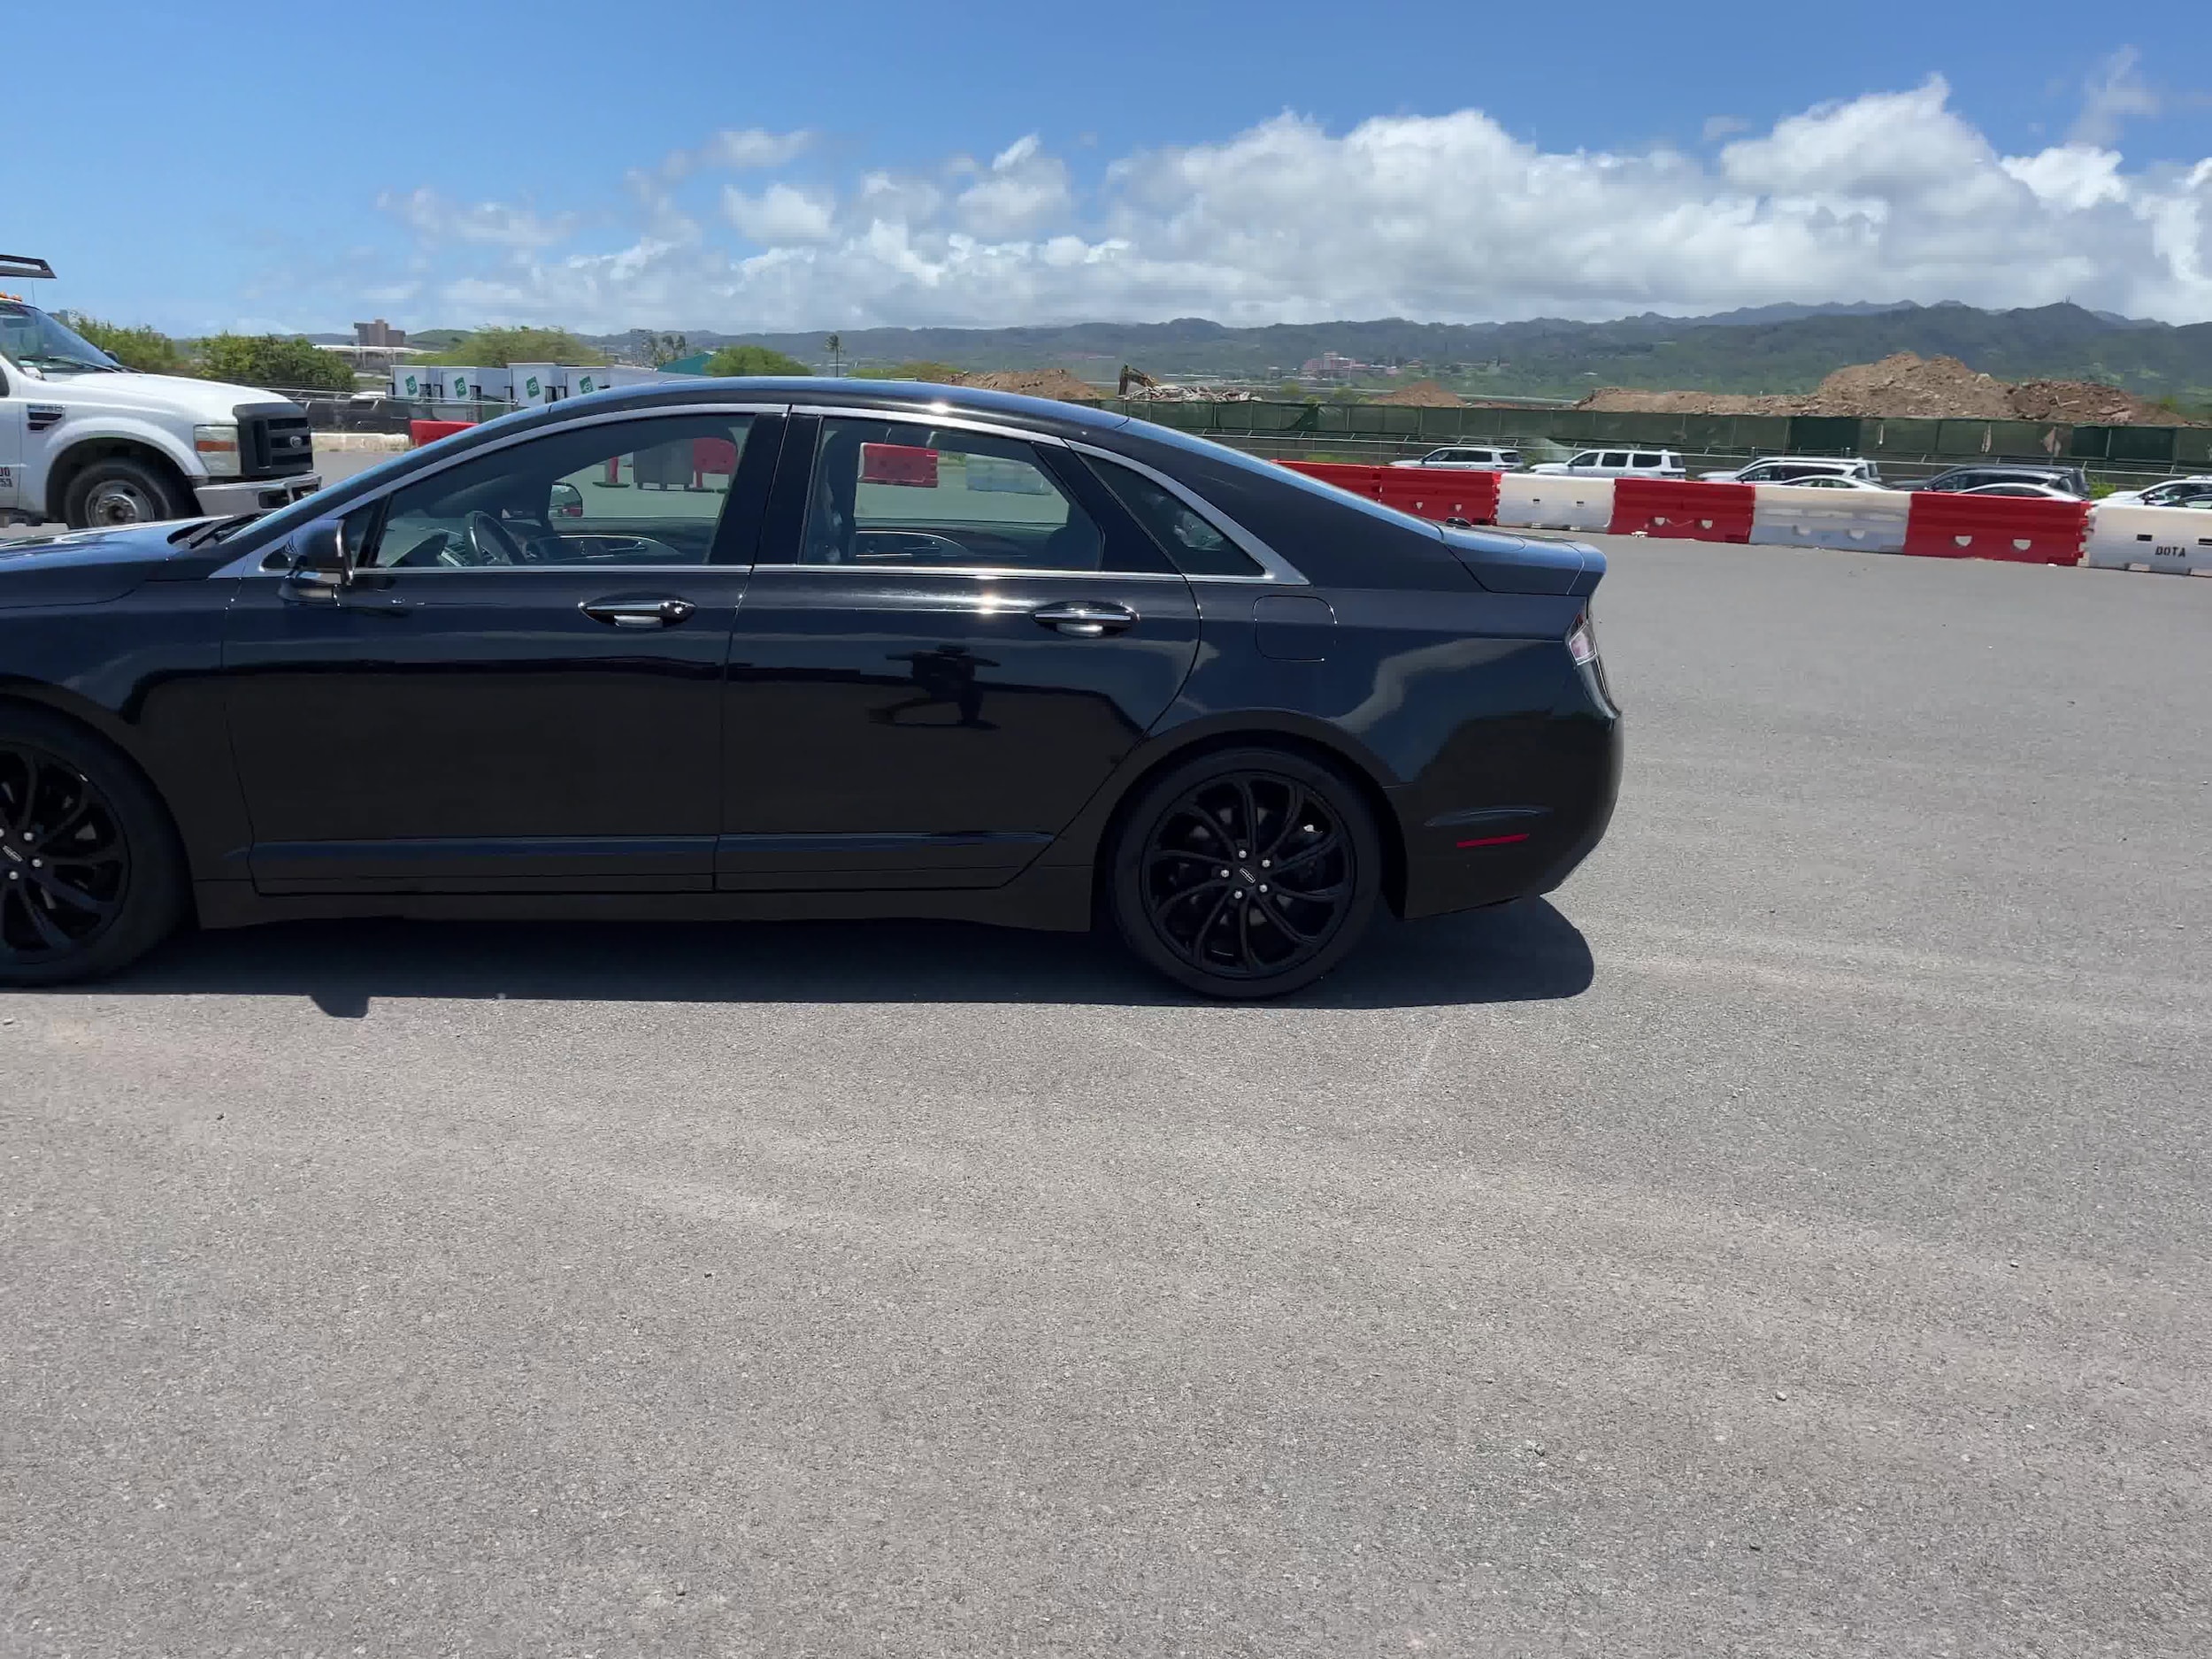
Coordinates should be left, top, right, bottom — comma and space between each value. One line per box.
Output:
2099, 475, 2212, 509
1527, 448, 1686, 480
1, 258, 320, 528
1778, 475, 1895, 491
1701, 456, 1882, 485
1391, 445, 1523, 472
1958, 483, 2079, 500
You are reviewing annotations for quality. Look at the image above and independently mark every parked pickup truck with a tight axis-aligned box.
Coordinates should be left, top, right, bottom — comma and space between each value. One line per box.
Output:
1526, 448, 1686, 480
0, 256, 321, 529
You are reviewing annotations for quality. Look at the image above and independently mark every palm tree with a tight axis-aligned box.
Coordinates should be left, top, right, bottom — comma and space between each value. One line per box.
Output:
826, 333, 843, 377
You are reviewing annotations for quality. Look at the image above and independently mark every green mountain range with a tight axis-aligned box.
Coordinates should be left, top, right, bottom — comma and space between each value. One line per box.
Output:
565, 302, 2212, 403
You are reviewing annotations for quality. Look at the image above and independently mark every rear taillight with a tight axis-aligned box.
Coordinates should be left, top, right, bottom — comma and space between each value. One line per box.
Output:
1567, 614, 1598, 666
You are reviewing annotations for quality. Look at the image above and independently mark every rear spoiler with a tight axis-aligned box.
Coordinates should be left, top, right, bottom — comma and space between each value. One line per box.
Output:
0, 255, 57, 281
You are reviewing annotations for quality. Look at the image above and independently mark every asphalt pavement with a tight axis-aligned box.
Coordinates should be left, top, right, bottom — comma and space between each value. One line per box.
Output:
4, 538, 2208, 1655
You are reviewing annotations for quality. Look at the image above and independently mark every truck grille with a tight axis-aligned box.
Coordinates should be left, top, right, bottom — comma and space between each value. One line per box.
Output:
234, 403, 316, 478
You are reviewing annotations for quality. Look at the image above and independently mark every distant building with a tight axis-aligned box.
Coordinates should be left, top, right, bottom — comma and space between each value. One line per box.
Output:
354, 319, 406, 349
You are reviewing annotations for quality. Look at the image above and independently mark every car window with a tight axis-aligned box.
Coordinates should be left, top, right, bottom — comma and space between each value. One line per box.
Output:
1500, 450, 1521, 465
802, 418, 1102, 571
1088, 457, 1263, 578
1631, 452, 1662, 467
1570, 451, 1600, 467
365, 414, 754, 569
1600, 452, 1630, 468
1740, 463, 1776, 481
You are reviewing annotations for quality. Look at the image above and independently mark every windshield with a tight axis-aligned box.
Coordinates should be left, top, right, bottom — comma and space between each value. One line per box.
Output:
0, 301, 120, 373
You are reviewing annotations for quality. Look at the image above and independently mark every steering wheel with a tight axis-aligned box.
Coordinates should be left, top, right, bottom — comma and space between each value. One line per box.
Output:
465, 511, 526, 566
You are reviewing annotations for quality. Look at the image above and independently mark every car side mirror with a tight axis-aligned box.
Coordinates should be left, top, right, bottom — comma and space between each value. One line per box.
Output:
285, 518, 351, 596
549, 481, 584, 519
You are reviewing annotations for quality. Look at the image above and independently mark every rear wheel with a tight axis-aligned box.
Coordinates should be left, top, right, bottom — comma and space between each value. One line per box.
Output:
1109, 746, 1381, 999
0, 709, 185, 987
63, 457, 192, 530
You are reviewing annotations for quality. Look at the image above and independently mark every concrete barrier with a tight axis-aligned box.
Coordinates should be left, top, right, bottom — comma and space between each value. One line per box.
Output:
2083, 503, 2212, 575
1750, 484, 1911, 553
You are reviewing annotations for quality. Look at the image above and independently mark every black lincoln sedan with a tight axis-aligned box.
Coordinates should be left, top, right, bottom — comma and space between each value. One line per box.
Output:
0, 380, 1620, 997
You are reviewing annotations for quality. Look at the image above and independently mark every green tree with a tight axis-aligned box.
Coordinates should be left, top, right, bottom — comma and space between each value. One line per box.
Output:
1276, 380, 1304, 400
428, 326, 605, 367
826, 333, 843, 376
885, 360, 964, 383
641, 331, 690, 367
195, 333, 357, 392
57, 312, 183, 374
705, 343, 811, 377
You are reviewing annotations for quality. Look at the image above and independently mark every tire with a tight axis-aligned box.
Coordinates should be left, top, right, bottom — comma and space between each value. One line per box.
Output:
62, 456, 192, 531
1108, 745, 1383, 1000
0, 706, 186, 987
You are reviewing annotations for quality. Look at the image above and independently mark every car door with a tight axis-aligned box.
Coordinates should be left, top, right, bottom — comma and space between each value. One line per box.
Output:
718, 412, 1201, 889
219, 406, 781, 893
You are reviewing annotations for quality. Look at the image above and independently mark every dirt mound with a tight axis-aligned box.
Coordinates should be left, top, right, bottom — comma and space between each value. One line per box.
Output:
957, 368, 1103, 403
1372, 379, 1465, 408
1574, 388, 1789, 415
1806, 354, 2013, 419
1576, 352, 2193, 424
2005, 379, 2175, 425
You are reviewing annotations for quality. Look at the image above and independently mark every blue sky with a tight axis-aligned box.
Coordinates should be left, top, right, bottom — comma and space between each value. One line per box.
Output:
9, 0, 2210, 334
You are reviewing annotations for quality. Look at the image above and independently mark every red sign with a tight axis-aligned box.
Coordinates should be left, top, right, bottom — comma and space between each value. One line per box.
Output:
860, 442, 940, 488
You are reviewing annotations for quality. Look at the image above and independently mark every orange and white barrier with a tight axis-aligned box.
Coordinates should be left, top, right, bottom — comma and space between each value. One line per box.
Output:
2082, 503, 2212, 575
1494, 473, 1614, 532
1748, 484, 1911, 553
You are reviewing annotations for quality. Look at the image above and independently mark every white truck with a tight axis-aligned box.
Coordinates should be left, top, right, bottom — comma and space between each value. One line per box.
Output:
0, 256, 321, 530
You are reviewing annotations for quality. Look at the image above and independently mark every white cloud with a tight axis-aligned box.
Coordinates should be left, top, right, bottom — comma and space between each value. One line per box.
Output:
367, 74, 2212, 331
2070, 47, 2159, 147
954, 134, 1072, 237
376, 188, 576, 250
1702, 115, 1748, 142
659, 127, 814, 180
723, 182, 837, 243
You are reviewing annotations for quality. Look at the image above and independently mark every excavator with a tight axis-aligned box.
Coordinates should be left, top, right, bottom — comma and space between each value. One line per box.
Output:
1116, 363, 1162, 397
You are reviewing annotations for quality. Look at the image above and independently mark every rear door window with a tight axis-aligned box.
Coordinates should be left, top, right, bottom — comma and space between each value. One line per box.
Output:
1600, 452, 1631, 469
1631, 452, 1662, 468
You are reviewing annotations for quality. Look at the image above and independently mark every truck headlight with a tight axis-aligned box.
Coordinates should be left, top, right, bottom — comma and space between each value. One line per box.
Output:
194, 424, 241, 478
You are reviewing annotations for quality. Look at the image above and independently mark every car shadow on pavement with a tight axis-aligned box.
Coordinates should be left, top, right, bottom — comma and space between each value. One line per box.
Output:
102, 899, 1594, 1016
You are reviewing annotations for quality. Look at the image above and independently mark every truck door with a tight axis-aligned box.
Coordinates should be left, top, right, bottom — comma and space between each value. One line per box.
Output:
0, 359, 24, 514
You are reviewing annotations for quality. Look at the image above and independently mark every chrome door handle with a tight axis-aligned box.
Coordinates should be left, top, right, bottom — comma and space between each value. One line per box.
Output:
1032, 600, 1136, 638
580, 596, 695, 628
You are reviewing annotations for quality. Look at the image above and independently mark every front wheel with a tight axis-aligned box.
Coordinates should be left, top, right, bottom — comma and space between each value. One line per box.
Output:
1108, 746, 1382, 999
0, 708, 186, 987
62, 457, 193, 530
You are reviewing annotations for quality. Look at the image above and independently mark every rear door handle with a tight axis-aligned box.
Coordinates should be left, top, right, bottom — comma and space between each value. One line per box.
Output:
580, 596, 696, 628
1032, 600, 1136, 638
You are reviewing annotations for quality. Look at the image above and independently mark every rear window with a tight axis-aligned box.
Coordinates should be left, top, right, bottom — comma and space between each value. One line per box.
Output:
1087, 457, 1263, 578
1632, 452, 1663, 466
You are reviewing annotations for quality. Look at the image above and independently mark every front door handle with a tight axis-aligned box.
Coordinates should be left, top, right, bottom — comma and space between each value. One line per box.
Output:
1032, 600, 1136, 638
580, 596, 696, 629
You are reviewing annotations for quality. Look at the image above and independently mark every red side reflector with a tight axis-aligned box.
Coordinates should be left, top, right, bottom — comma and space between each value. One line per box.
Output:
1456, 832, 1532, 849
860, 442, 940, 488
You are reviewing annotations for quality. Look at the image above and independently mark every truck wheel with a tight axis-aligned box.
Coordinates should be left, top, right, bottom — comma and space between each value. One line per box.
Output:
63, 457, 192, 530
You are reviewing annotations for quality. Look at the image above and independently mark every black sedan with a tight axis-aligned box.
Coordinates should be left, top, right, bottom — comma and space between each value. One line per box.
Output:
0, 380, 1620, 997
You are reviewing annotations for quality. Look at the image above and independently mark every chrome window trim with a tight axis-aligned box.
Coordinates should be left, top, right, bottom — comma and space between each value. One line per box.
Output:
749, 564, 1189, 582
213, 403, 788, 578
794, 405, 1074, 449
1065, 442, 1308, 586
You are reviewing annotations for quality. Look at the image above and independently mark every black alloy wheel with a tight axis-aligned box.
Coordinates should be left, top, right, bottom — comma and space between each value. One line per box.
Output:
0, 711, 184, 987
1110, 747, 1381, 998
